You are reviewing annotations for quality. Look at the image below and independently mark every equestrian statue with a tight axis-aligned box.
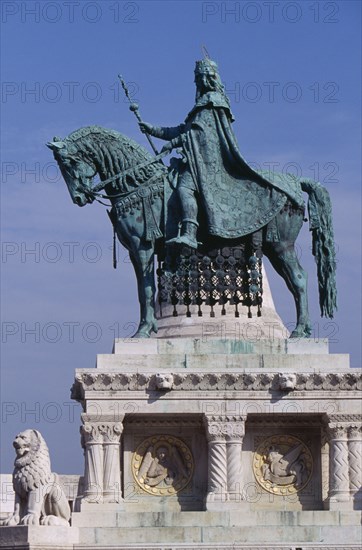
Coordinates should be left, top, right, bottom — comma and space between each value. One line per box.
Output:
47, 57, 337, 338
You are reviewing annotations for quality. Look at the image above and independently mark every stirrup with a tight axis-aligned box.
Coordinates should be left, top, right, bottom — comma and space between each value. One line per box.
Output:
166, 235, 198, 249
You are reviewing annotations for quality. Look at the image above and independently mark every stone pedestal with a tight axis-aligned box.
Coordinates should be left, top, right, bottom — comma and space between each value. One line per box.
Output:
1, 335, 361, 548
0, 526, 79, 550
70, 337, 361, 526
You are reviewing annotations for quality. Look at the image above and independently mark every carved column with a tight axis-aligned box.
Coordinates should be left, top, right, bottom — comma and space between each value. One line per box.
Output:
348, 423, 362, 508
327, 419, 350, 509
101, 423, 123, 503
225, 416, 246, 501
204, 416, 228, 504
81, 415, 124, 504
81, 422, 104, 503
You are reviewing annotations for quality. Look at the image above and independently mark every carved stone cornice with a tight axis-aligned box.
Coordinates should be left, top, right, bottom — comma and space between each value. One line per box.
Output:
71, 370, 362, 400
326, 414, 362, 425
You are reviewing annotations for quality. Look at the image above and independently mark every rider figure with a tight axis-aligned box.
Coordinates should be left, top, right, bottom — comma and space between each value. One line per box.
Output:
140, 58, 304, 251
140, 58, 235, 249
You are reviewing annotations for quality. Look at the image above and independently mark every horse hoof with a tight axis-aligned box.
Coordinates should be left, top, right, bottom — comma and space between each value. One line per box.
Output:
289, 328, 311, 339
290, 331, 302, 339
132, 320, 158, 339
132, 331, 151, 339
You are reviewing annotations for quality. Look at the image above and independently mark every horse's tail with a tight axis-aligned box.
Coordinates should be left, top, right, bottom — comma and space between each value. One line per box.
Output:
301, 179, 337, 318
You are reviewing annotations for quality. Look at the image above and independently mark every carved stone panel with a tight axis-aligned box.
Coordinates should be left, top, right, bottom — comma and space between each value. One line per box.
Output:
132, 435, 194, 496
253, 434, 313, 496
123, 415, 207, 510
243, 415, 322, 510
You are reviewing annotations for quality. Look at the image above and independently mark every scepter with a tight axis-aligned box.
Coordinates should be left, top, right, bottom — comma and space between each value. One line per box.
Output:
118, 74, 160, 157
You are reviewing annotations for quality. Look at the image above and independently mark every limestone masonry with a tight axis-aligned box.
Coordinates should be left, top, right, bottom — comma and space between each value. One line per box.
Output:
1, 329, 361, 549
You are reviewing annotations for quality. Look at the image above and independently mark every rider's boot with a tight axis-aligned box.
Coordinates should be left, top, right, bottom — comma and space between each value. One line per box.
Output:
166, 219, 199, 249
166, 184, 199, 248
180, 219, 199, 248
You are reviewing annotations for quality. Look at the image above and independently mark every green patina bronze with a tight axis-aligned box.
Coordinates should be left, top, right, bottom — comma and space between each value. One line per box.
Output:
47, 58, 337, 338
140, 59, 304, 247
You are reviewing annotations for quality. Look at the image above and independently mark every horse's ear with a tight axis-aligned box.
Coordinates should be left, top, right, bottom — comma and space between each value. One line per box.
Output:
46, 141, 65, 150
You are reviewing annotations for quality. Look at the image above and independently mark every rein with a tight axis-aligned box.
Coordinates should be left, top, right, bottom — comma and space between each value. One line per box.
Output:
83, 149, 169, 201
79, 172, 164, 206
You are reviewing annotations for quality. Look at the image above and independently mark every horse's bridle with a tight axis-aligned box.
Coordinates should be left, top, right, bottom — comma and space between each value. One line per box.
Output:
77, 149, 169, 204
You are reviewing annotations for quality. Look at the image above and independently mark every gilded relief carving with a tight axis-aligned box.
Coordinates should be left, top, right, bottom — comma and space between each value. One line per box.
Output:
253, 435, 313, 495
132, 435, 194, 496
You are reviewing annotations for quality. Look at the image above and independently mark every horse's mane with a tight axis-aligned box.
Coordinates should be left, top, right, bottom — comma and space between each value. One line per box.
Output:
64, 125, 164, 186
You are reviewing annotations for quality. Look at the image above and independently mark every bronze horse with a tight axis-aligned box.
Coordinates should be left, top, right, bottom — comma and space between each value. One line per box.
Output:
47, 126, 337, 338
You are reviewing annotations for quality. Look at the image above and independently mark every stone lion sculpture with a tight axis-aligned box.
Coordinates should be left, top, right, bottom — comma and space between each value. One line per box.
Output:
2, 429, 71, 526
278, 373, 297, 391
155, 373, 174, 390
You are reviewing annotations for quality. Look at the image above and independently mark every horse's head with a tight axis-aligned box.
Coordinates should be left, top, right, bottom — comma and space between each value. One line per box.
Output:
47, 137, 96, 206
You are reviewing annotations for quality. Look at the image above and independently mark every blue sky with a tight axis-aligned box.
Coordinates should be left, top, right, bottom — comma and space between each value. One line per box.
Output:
1, 0, 361, 473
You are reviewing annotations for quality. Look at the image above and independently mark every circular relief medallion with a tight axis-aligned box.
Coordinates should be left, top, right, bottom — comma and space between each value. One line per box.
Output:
253, 435, 313, 495
132, 435, 194, 496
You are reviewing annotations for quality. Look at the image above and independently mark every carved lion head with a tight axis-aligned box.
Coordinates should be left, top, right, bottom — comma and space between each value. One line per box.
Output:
278, 373, 297, 391
12, 430, 52, 492
155, 373, 174, 390
13, 429, 42, 458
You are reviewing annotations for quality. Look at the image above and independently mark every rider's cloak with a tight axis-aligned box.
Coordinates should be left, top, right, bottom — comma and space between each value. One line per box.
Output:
165, 91, 304, 240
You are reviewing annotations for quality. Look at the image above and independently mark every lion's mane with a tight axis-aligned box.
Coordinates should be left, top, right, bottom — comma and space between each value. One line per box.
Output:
13, 430, 53, 498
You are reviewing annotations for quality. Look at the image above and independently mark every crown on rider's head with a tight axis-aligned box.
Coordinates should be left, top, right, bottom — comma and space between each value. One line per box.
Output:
194, 58, 218, 76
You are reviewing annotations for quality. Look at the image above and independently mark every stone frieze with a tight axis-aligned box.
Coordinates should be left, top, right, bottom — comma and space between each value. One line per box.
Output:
71, 370, 362, 399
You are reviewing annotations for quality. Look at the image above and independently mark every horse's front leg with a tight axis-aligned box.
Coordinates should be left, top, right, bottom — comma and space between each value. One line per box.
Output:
129, 244, 158, 338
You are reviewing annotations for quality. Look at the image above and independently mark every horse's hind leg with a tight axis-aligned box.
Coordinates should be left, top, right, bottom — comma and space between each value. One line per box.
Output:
264, 240, 311, 338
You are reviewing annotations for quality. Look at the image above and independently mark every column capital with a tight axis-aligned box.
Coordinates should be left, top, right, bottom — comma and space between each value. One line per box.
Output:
348, 424, 362, 439
327, 423, 349, 440
80, 418, 124, 446
203, 415, 246, 442
324, 414, 360, 439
